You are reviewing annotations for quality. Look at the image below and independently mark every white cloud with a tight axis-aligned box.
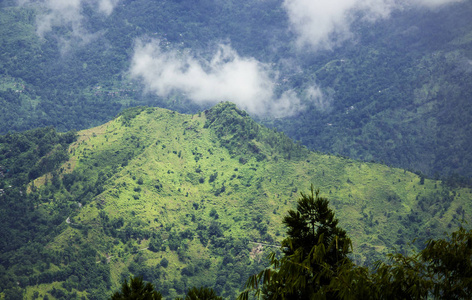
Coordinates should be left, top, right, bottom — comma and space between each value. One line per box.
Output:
283, 0, 464, 50
18, 0, 119, 41
283, 0, 394, 50
97, 0, 120, 15
306, 86, 333, 112
129, 39, 316, 117
412, 0, 464, 8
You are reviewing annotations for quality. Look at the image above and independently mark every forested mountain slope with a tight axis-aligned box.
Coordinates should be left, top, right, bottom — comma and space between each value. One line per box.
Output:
0, 0, 471, 177
269, 2, 472, 178
0, 103, 470, 299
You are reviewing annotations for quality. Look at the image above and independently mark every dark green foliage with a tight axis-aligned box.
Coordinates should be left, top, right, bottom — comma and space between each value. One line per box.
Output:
0, 128, 77, 254
3, 287, 23, 300
0, 128, 119, 298
208, 221, 223, 238
332, 227, 472, 299
419, 227, 472, 298
119, 107, 149, 127
370, 227, 472, 300
205, 103, 308, 161
209, 172, 218, 183
111, 277, 223, 300
241, 186, 352, 299
148, 236, 163, 253
282, 186, 351, 260
179, 286, 223, 300
209, 208, 218, 218
160, 258, 169, 268
0, 127, 76, 185
111, 276, 162, 300
443, 173, 472, 188
240, 187, 472, 300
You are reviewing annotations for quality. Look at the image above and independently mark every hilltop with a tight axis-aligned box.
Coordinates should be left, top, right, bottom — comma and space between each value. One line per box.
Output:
0, 103, 471, 299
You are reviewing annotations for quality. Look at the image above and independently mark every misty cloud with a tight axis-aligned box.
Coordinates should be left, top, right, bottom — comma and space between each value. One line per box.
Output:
282, 0, 393, 49
412, 0, 465, 8
129, 39, 317, 117
306, 86, 333, 112
283, 0, 465, 49
18, 0, 119, 42
97, 0, 120, 15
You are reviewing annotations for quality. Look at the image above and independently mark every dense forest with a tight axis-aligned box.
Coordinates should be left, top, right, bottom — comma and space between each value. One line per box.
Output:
0, 0, 471, 177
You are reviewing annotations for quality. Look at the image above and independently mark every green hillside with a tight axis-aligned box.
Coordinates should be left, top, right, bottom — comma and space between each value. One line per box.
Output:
0, 103, 470, 299
0, 0, 471, 177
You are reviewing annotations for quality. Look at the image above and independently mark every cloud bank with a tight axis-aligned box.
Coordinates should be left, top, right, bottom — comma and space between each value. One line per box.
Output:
129, 40, 317, 117
283, 0, 465, 49
18, 0, 119, 42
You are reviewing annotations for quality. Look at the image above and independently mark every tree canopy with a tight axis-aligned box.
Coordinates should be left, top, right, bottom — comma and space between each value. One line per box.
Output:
239, 186, 472, 300
240, 185, 353, 299
110, 277, 224, 300
111, 276, 162, 300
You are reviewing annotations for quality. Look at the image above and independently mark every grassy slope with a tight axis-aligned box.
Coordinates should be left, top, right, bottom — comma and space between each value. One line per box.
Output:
27, 103, 472, 298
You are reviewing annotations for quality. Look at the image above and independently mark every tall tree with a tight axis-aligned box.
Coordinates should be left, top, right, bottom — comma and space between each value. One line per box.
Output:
111, 276, 162, 300
240, 186, 472, 300
240, 185, 352, 299
176, 286, 223, 300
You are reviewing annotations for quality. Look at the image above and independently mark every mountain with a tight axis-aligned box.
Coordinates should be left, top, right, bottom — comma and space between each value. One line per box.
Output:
1, 0, 472, 177
0, 103, 470, 299
266, 1, 472, 178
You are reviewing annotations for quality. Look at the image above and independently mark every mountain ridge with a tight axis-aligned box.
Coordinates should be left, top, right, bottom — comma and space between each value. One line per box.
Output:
1, 102, 470, 299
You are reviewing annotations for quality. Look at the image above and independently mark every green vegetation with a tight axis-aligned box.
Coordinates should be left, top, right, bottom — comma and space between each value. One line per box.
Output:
109, 186, 471, 300
0, 127, 115, 299
111, 276, 223, 300
240, 187, 472, 300
241, 186, 352, 299
0, 104, 471, 299
1, 0, 472, 298
111, 276, 162, 300
178, 287, 223, 300
0, 0, 471, 177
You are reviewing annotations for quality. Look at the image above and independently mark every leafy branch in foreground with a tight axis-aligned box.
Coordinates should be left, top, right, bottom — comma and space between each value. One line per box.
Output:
373, 226, 472, 299
239, 186, 472, 300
